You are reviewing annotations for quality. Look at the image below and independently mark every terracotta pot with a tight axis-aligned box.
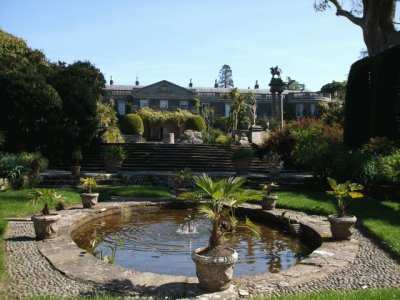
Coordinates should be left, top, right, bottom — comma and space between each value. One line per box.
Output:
261, 195, 278, 210
80, 193, 99, 208
233, 159, 251, 175
191, 246, 238, 292
267, 166, 281, 178
31, 214, 61, 240
328, 215, 357, 240
70, 165, 81, 176
104, 159, 123, 173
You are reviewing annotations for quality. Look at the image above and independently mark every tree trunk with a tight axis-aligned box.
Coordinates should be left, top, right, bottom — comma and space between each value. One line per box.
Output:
362, 0, 400, 56
209, 220, 224, 249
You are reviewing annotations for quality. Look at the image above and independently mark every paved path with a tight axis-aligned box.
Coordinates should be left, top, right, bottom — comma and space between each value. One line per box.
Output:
3, 206, 400, 299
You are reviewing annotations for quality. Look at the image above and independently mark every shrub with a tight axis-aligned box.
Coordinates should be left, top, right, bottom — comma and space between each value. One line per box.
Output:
180, 130, 203, 144
120, 114, 144, 135
215, 134, 232, 145
185, 115, 206, 132
101, 145, 127, 160
290, 123, 346, 179
232, 147, 253, 161
362, 136, 397, 156
373, 150, 400, 185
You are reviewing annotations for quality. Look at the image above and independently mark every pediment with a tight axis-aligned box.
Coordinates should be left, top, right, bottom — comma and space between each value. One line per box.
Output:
133, 80, 195, 99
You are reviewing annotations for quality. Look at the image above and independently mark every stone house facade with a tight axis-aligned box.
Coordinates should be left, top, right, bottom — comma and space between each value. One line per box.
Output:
104, 79, 331, 121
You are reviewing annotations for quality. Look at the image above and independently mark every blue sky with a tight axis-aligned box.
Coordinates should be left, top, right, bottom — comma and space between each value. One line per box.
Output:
1, 0, 365, 91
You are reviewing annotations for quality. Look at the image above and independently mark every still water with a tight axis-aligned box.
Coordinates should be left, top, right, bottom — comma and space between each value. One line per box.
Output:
72, 208, 310, 277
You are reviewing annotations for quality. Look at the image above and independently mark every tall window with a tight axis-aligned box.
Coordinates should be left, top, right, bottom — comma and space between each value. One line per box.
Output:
296, 104, 304, 118
117, 100, 126, 115
310, 103, 317, 116
180, 100, 188, 110
160, 100, 168, 110
140, 99, 149, 108
225, 103, 231, 117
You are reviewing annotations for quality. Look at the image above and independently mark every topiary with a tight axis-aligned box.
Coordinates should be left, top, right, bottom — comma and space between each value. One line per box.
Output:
120, 114, 144, 135
185, 115, 206, 132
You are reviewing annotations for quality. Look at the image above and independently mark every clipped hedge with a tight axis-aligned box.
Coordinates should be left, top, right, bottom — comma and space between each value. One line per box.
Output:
120, 114, 144, 135
344, 44, 400, 147
185, 115, 206, 132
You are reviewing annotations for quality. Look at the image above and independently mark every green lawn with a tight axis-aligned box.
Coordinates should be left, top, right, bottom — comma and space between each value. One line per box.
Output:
95, 185, 171, 201
251, 288, 400, 300
272, 189, 400, 257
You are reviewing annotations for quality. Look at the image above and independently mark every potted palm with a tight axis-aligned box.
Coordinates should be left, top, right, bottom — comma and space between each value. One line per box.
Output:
29, 188, 65, 240
326, 177, 364, 240
263, 151, 283, 179
80, 177, 99, 208
186, 174, 260, 292
172, 168, 194, 196
70, 148, 83, 176
232, 147, 253, 175
101, 145, 127, 173
260, 182, 279, 210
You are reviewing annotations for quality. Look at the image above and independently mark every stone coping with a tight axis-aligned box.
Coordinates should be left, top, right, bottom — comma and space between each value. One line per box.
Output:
36, 200, 359, 298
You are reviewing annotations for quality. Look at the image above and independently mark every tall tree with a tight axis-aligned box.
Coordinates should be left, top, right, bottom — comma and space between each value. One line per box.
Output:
218, 65, 234, 88
320, 80, 347, 100
0, 30, 62, 153
314, 0, 400, 56
285, 77, 305, 91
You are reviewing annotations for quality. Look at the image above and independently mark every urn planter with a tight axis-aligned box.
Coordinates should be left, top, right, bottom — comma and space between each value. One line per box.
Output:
80, 193, 99, 208
104, 159, 123, 173
261, 195, 278, 210
70, 165, 81, 176
328, 215, 357, 240
233, 159, 251, 175
31, 214, 61, 240
191, 246, 238, 292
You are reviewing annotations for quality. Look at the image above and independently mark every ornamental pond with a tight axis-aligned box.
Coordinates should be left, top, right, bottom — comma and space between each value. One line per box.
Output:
72, 206, 311, 277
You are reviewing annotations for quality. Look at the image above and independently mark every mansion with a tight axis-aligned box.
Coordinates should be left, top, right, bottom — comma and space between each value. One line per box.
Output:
104, 79, 332, 120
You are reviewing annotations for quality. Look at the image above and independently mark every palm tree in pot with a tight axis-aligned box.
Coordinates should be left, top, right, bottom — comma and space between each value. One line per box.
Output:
326, 177, 364, 240
185, 174, 260, 292
260, 182, 279, 210
232, 147, 253, 175
101, 145, 127, 173
70, 148, 83, 176
80, 177, 99, 208
29, 188, 65, 240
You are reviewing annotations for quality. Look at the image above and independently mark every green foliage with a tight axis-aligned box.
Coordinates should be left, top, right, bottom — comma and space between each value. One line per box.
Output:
29, 188, 65, 215
20, 152, 48, 172
95, 185, 171, 201
184, 174, 260, 249
232, 147, 253, 161
215, 133, 232, 145
120, 114, 144, 135
290, 122, 345, 179
173, 168, 194, 188
218, 64, 234, 88
97, 99, 125, 143
261, 182, 279, 196
262, 151, 283, 168
317, 100, 344, 126
0, 131, 5, 147
80, 177, 97, 193
0, 30, 63, 154
48, 61, 105, 159
101, 145, 127, 160
185, 115, 206, 132
71, 149, 83, 164
319, 80, 347, 100
326, 177, 364, 216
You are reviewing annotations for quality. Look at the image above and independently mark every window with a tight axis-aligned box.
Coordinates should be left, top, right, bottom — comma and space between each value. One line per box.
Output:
117, 100, 126, 115
225, 103, 231, 117
296, 104, 304, 118
160, 100, 168, 110
140, 99, 149, 108
180, 100, 188, 110
310, 103, 316, 116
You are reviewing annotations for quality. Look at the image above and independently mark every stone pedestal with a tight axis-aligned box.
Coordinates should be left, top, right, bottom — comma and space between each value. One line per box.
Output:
249, 125, 267, 145
163, 133, 174, 144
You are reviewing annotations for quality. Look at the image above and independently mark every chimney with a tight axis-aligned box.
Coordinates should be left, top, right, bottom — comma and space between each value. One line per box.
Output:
110, 76, 114, 85
214, 79, 218, 88
189, 78, 193, 88
135, 76, 139, 86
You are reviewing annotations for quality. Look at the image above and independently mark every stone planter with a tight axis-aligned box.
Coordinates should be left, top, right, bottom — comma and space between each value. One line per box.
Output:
31, 214, 61, 240
267, 166, 281, 178
328, 215, 357, 240
191, 246, 238, 292
261, 195, 278, 210
233, 159, 251, 175
70, 165, 81, 176
80, 193, 99, 208
104, 159, 123, 173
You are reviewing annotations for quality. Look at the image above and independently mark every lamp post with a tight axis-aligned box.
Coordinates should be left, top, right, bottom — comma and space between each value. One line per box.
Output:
269, 66, 285, 129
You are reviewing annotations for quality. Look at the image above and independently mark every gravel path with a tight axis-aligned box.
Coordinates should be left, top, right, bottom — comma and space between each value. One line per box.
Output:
3, 218, 400, 299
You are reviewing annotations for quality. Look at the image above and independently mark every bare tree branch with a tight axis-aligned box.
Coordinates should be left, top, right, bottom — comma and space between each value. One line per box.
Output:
329, 0, 363, 26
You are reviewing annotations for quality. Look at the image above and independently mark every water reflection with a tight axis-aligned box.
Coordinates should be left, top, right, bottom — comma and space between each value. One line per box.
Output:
72, 208, 310, 276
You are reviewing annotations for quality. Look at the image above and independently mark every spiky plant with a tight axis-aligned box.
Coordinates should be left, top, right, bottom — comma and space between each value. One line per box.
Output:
80, 177, 98, 194
29, 188, 65, 215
